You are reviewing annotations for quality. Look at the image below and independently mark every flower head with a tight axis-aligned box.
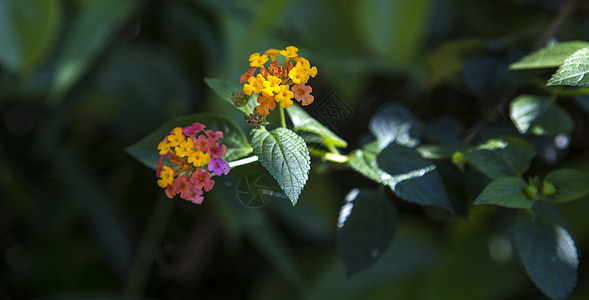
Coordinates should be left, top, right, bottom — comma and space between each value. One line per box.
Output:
155, 122, 230, 204
240, 46, 317, 124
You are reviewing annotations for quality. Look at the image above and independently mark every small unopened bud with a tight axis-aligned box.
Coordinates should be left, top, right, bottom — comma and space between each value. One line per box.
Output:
232, 91, 249, 107
245, 110, 267, 129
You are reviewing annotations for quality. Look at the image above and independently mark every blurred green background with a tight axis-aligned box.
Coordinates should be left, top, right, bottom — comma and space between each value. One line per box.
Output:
2, 0, 589, 299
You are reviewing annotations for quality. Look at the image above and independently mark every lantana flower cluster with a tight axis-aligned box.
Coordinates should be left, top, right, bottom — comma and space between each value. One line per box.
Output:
156, 122, 230, 204
240, 46, 317, 119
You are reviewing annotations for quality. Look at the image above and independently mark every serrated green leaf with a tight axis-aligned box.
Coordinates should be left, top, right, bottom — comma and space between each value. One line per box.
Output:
251, 128, 310, 205
51, 0, 139, 101
0, 0, 61, 74
205, 77, 256, 115
510, 95, 573, 136
337, 188, 398, 276
515, 217, 578, 300
286, 104, 348, 148
126, 114, 252, 169
509, 41, 589, 70
378, 144, 454, 213
547, 47, 589, 87
460, 137, 536, 179
544, 169, 589, 204
369, 103, 422, 148
474, 177, 534, 208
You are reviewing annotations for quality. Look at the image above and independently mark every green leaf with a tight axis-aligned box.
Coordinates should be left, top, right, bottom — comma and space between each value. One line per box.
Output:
474, 177, 534, 208
515, 217, 578, 300
369, 103, 422, 149
0, 0, 61, 74
337, 188, 398, 276
126, 114, 252, 169
377, 144, 454, 213
286, 104, 348, 148
510, 95, 573, 136
349, 147, 390, 185
547, 47, 589, 87
544, 169, 589, 204
509, 41, 589, 70
460, 137, 536, 179
205, 77, 256, 115
51, 0, 139, 101
251, 128, 310, 205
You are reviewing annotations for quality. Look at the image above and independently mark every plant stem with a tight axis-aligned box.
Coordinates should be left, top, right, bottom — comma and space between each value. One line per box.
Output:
228, 155, 259, 168
308, 146, 350, 164
279, 106, 286, 128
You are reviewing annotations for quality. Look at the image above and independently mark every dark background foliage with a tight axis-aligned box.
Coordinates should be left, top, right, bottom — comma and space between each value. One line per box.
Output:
2, 0, 589, 299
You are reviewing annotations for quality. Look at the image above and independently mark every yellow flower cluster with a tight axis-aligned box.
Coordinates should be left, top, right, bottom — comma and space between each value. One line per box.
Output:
241, 46, 317, 116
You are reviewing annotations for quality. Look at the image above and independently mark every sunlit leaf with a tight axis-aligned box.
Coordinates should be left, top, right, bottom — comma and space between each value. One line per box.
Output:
547, 47, 589, 87
369, 103, 422, 149
510, 95, 573, 136
510, 41, 589, 70
337, 188, 398, 276
251, 128, 310, 205
349, 147, 390, 185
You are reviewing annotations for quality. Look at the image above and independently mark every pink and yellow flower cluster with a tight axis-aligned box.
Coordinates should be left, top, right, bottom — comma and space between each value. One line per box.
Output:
240, 46, 317, 116
156, 122, 230, 204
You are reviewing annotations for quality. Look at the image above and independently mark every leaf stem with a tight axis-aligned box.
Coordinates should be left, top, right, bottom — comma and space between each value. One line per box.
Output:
279, 106, 286, 128
308, 146, 350, 164
228, 155, 259, 168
